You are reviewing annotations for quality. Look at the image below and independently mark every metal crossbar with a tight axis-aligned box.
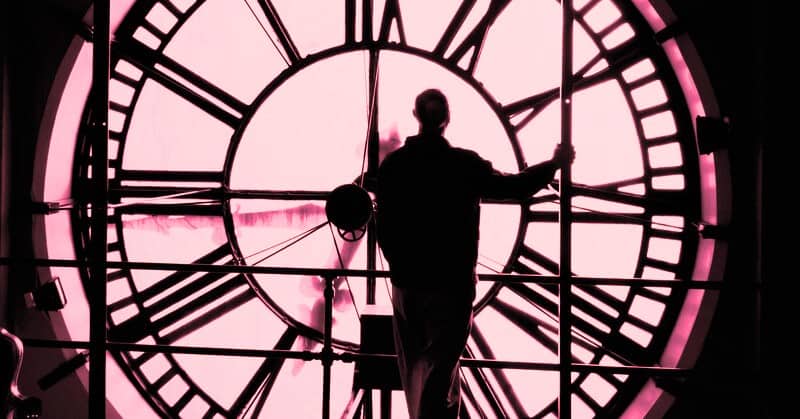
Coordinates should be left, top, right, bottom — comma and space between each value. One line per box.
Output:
6, 255, 719, 418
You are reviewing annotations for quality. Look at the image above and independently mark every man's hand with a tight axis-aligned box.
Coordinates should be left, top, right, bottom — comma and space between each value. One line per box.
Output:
551, 143, 576, 167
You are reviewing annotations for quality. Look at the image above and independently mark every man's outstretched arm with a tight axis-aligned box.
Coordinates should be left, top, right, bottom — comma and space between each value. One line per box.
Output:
483, 144, 575, 200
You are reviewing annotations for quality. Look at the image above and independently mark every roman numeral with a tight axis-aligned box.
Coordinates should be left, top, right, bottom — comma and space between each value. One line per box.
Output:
146, 366, 207, 415
112, 40, 246, 128
532, 177, 696, 218
511, 244, 558, 275
377, 0, 406, 44
109, 170, 224, 214
345, 0, 407, 44
462, 328, 517, 418
108, 244, 255, 346
504, 281, 654, 367
530, 400, 558, 419
228, 328, 299, 417
433, 0, 511, 74
254, 0, 301, 64
505, 246, 657, 365
502, 61, 627, 132
502, 36, 652, 132
127, 351, 228, 416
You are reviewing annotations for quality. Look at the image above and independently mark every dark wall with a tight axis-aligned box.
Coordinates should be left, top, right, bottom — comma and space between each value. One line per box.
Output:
3, 0, 92, 326
662, 1, 770, 418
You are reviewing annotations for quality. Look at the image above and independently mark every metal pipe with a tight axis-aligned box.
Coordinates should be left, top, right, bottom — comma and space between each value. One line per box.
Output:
0, 257, 726, 288
321, 275, 335, 419
558, 1, 575, 417
24, 338, 692, 376
89, 1, 110, 417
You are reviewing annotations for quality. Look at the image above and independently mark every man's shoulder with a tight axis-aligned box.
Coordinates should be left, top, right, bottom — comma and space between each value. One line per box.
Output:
449, 146, 483, 159
380, 135, 491, 169
447, 146, 493, 171
379, 144, 408, 167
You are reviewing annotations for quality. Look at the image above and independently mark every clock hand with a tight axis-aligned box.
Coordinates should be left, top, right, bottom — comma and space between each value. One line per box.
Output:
358, 48, 381, 189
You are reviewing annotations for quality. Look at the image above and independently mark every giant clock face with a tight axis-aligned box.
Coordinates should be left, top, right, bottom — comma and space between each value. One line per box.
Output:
34, 0, 729, 417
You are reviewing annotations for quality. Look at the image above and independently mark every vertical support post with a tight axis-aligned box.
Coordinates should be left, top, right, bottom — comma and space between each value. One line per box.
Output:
322, 275, 335, 419
365, 45, 379, 305
380, 389, 391, 419
89, 1, 110, 418
558, 1, 574, 418
363, 390, 374, 419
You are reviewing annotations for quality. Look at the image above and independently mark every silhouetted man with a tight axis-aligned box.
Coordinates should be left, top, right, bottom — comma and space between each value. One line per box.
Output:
376, 88, 574, 418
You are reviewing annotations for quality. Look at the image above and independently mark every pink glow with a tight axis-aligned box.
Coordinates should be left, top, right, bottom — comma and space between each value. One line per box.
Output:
662, 39, 722, 226
630, 0, 668, 32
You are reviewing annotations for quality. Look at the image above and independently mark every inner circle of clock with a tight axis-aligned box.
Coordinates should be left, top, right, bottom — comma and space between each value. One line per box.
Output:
228, 50, 522, 347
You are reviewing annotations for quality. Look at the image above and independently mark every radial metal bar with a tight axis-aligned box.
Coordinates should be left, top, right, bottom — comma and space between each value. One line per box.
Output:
0, 257, 727, 288
24, 338, 692, 376
365, 45, 380, 305
559, 1, 575, 417
322, 275, 335, 419
89, 1, 110, 417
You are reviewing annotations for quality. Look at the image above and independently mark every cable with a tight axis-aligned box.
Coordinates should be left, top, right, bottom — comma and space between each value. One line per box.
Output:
243, 221, 327, 262
544, 184, 688, 231
248, 221, 329, 266
327, 223, 360, 320
241, 0, 291, 66
54, 188, 215, 211
358, 51, 380, 188
478, 253, 506, 274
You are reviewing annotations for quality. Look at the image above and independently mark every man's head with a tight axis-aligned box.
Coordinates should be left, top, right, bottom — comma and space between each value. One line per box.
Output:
413, 88, 450, 133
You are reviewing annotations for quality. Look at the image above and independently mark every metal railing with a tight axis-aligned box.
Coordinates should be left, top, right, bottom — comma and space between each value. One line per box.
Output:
2, 256, 720, 418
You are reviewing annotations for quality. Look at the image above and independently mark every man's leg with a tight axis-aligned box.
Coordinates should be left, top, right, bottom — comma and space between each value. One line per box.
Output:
392, 284, 474, 419
416, 286, 473, 419
392, 284, 422, 419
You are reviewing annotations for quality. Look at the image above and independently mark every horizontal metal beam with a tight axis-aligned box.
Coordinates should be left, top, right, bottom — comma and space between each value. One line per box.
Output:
24, 339, 690, 376
0, 257, 724, 288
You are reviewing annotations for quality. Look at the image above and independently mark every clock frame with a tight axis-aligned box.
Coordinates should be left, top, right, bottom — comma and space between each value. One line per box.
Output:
25, 0, 729, 418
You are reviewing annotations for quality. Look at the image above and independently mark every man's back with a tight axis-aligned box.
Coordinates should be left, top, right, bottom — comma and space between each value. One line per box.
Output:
376, 134, 494, 287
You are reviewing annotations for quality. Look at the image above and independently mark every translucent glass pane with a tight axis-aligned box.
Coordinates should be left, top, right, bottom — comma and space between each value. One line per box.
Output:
377, 50, 517, 171
124, 80, 232, 171
474, 0, 563, 105
231, 52, 367, 191
271, 0, 345, 56
164, 0, 289, 103
524, 222, 642, 279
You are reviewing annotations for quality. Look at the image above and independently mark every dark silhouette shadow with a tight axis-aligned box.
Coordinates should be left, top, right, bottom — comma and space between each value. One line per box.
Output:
375, 88, 574, 418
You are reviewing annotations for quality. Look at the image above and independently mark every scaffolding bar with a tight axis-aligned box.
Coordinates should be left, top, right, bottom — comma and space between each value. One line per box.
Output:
322, 275, 334, 419
0, 257, 725, 289
89, 1, 110, 418
559, 1, 575, 417
24, 338, 692, 376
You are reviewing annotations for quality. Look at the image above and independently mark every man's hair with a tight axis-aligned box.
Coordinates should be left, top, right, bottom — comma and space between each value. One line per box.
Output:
414, 88, 449, 130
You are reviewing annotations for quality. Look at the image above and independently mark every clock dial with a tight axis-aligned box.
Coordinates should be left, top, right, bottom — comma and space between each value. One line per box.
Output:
34, 0, 727, 417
